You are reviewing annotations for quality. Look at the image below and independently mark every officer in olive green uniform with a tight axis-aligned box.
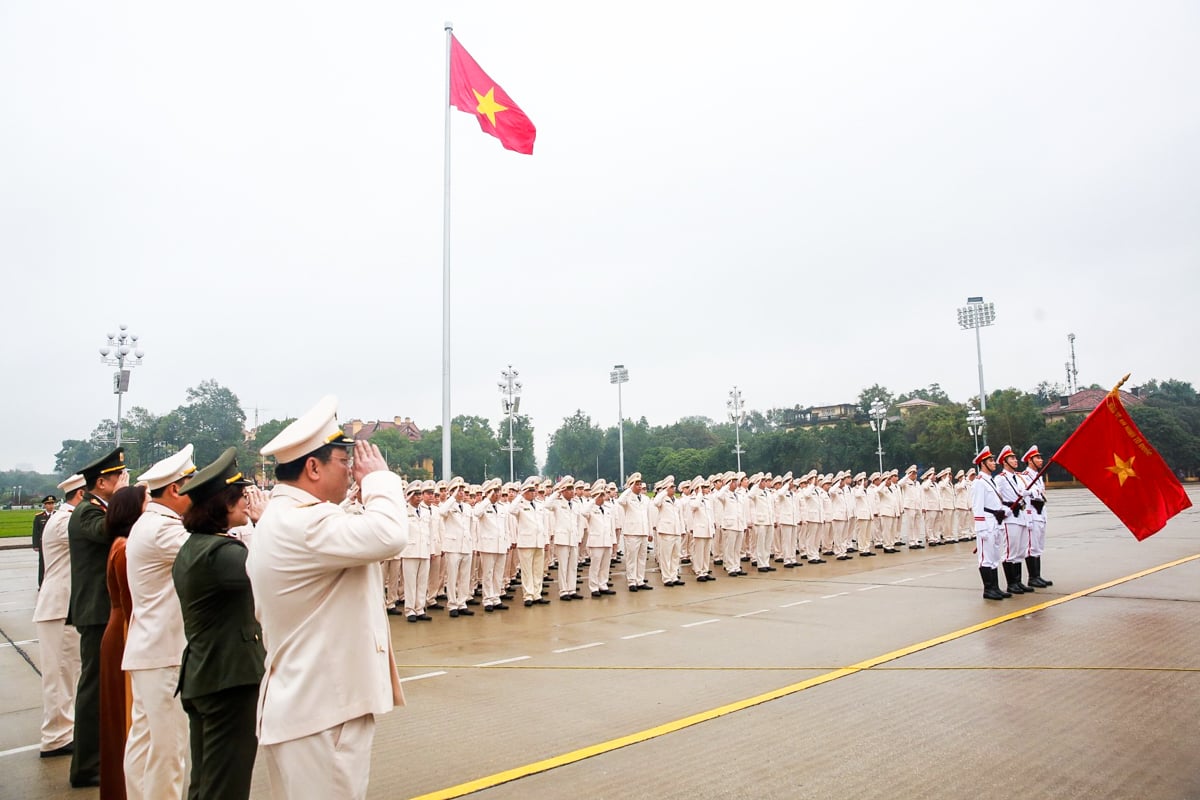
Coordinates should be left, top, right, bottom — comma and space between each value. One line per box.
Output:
33, 495, 56, 587
66, 447, 127, 788
173, 448, 265, 800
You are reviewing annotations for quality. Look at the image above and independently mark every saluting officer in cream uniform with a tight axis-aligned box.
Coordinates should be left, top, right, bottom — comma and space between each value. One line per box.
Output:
828, 472, 853, 560
436, 478, 475, 617
580, 479, 618, 596
850, 473, 877, 557
400, 483, 433, 621
472, 479, 510, 611
898, 465, 925, 549
247, 396, 408, 800
122, 445, 197, 800
509, 477, 551, 606
714, 472, 747, 576
616, 473, 654, 590
32, 474, 85, 758
919, 468, 941, 545
651, 476, 686, 586
708, 474, 727, 567
952, 469, 971, 541
774, 474, 800, 567
936, 468, 955, 543
545, 477, 584, 601
798, 472, 823, 563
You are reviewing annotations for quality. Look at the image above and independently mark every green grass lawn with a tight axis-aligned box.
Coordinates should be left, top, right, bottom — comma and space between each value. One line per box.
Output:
0, 509, 39, 538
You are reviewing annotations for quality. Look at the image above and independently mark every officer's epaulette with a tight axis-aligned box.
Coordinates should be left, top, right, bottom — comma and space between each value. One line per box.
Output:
90, 498, 103, 507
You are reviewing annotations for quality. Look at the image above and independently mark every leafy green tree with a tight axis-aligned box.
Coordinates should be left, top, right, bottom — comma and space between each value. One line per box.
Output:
902, 404, 974, 470
544, 411, 603, 479
857, 384, 895, 414
495, 414, 536, 480
983, 389, 1045, 452
1129, 406, 1199, 475
897, 383, 951, 404
177, 380, 248, 467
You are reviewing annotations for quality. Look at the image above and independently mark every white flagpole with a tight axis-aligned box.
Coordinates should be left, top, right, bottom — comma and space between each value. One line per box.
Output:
441, 21, 453, 481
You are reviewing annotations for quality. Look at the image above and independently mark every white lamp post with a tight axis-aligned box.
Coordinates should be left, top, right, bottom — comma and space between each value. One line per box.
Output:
498, 366, 522, 482
609, 365, 629, 484
727, 386, 746, 473
956, 297, 995, 414
98, 324, 145, 447
967, 406, 987, 452
869, 399, 888, 474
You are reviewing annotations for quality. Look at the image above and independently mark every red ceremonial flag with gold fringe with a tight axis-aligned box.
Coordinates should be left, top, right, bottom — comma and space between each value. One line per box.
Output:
448, 35, 536, 155
1050, 383, 1192, 540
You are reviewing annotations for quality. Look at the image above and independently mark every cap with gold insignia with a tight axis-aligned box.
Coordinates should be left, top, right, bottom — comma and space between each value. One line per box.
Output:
973, 446, 994, 465
520, 476, 540, 492
139, 444, 197, 491
678, 479, 692, 492
625, 471, 644, 487
869, 471, 881, 482
179, 447, 252, 504
997, 445, 1016, 462
79, 447, 126, 484
920, 468, 935, 480
954, 469, 965, 479
447, 477, 466, 492
1021, 445, 1040, 462
420, 480, 436, 493
58, 474, 86, 493
591, 478, 608, 493
905, 464, 918, 475
853, 471, 866, 482
404, 482, 422, 497
261, 396, 355, 465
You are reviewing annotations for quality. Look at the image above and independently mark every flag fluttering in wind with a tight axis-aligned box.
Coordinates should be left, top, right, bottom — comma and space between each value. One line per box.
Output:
448, 35, 536, 155
1051, 380, 1192, 540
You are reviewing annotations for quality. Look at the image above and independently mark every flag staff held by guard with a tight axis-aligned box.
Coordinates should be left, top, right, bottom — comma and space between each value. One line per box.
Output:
442, 22, 537, 480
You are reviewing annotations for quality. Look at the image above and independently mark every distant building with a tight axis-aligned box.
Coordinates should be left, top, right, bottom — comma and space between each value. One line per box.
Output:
1042, 388, 1144, 423
788, 403, 861, 430
343, 416, 423, 442
895, 398, 938, 418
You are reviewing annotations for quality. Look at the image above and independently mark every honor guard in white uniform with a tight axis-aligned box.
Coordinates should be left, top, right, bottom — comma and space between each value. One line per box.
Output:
798, 472, 823, 563
248, 396, 408, 800
828, 472, 852, 559
684, 476, 717, 580
122, 445, 196, 800
1021, 446, 1053, 588
919, 468, 941, 545
32, 474, 85, 759
994, 445, 1035, 594
875, 471, 901, 553
651, 476, 685, 585
898, 465, 924, 548
970, 447, 1009, 600
708, 474, 727, 568
748, 472, 777, 570
774, 474, 800, 567
616, 473, 654, 590
850, 473, 877, 556
436, 478, 475, 617
714, 472, 748, 576
936, 468, 955, 543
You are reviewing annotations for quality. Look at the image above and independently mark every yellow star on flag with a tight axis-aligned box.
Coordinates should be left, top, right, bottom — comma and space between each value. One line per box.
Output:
472, 86, 507, 127
1106, 454, 1137, 486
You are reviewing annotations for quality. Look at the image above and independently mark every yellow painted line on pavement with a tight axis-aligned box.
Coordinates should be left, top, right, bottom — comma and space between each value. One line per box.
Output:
409, 552, 1200, 800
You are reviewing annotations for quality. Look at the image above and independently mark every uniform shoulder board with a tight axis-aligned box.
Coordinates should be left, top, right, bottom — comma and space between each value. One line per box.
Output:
90, 498, 103, 507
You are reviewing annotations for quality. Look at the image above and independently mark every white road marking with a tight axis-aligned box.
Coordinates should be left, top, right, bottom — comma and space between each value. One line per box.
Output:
735, 609, 769, 618
918, 573, 938, 579
857, 585, 881, 592
0, 639, 36, 648
621, 629, 666, 640
891, 578, 914, 584
400, 671, 447, 683
475, 656, 531, 667
682, 619, 720, 628
0, 744, 39, 758
820, 592, 849, 599
552, 642, 604, 653
779, 600, 812, 608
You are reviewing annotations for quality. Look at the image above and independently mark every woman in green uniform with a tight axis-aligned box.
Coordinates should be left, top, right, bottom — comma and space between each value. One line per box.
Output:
173, 448, 264, 800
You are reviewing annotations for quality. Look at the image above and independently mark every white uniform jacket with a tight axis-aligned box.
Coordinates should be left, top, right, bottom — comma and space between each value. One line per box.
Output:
507, 497, 550, 548
32, 504, 75, 623
650, 493, 684, 535
122, 503, 188, 670
435, 498, 473, 555
471, 500, 510, 554
616, 489, 652, 536
247, 471, 409, 746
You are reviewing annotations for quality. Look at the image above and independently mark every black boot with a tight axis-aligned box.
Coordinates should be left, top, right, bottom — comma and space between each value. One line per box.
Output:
1003, 562, 1025, 594
1026, 555, 1052, 587
980, 567, 1005, 600
1012, 560, 1033, 593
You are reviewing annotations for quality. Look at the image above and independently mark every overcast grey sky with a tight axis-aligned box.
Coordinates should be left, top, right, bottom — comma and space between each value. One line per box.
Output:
3, 1, 1198, 473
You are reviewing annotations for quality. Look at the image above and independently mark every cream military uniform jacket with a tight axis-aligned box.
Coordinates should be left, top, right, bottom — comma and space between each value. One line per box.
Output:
774, 488, 798, 526
866, 483, 882, 518
650, 493, 683, 534
852, 485, 871, 521
954, 478, 971, 510
801, 485, 823, 524
898, 476, 922, 510
581, 501, 617, 549
921, 480, 941, 512
686, 494, 716, 539
436, 498, 473, 555
122, 502, 188, 670
545, 494, 581, 547
616, 489, 651, 536
713, 486, 745, 531
748, 486, 775, 526
508, 497, 549, 548
400, 503, 433, 558
247, 471, 409, 746
939, 480, 955, 512
828, 484, 848, 522
32, 503, 76, 623
472, 499, 509, 554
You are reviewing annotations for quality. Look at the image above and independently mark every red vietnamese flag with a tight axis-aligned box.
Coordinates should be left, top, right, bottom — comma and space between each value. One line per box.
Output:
449, 35, 536, 155
1051, 385, 1192, 540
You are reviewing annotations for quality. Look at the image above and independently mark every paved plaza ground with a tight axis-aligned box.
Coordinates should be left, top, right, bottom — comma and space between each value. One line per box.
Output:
3, 487, 1198, 800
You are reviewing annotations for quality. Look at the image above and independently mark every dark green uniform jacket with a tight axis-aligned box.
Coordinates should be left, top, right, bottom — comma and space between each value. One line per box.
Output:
67, 493, 111, 627
172, 533, 266, 699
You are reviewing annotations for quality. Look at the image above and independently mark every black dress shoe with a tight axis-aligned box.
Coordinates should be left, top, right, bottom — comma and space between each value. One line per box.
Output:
428, 603, 445, 611
822, 550, 835, 556
808, 558, 826, 564
571, 592, 584, 599
783, 562, 796, 568
592, 590, 601, 597
758, 566, 771, 572
600, 588, 615, 595
494, 603, 509, 610
465, 598, 481, 606
535, 597, 551, 604
774, 558, 784, 563
629, 585, 639, 592
765, 566, 777, 571
449, 609, 459, 618
386, 607, 403, 616
501, 593, 514, 600
836, 555, 851, 561
484, 605, 496, 612
458, 608, 474, 616
740, 556, 751, 562
640, 583, 654, 590
861, 551, 877, 557
436, 593, 448, 601
697, 574, 709, 582
70, 777, 100, 788
524, 599, 534, 607
883, 548, 898, 553
407, 614, 419, 622
560, 595, 573, 601
40, 743, 73, 758
706, 574, 716, 581
714, 558, 724, 565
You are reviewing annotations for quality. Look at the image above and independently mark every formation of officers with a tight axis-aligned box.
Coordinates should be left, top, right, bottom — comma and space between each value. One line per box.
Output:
32, 385, 1053, 799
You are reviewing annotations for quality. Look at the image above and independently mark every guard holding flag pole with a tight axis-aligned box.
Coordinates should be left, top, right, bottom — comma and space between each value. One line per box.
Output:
1022, 446, 1053, 588
995, 445, 1034, 595
970, 447, 1009, 600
